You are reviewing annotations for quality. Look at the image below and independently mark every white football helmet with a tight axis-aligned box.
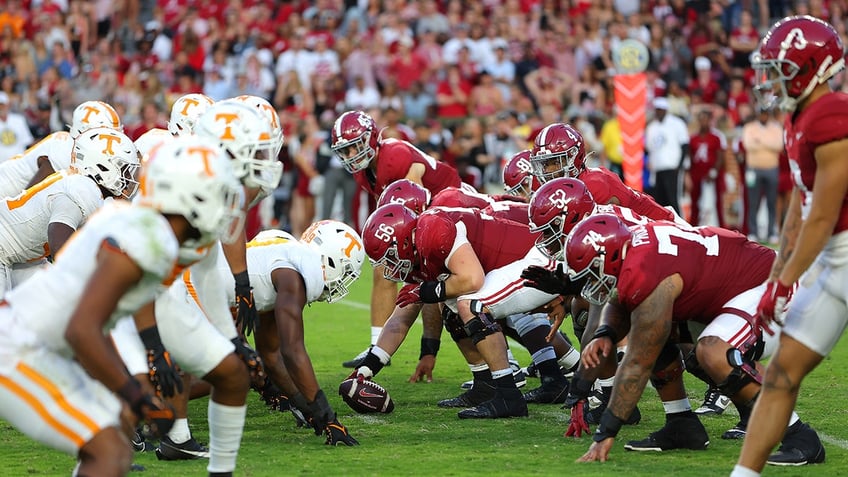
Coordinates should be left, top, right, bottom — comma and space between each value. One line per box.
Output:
70, 127, 140, 199
227, 95, 284, 158
253, 228, 297, 242
70, 101, 123, 139
300, 220, 365, 303
194, 101, 283, 190
169, 93, 215, 136
136, 135, 245, 249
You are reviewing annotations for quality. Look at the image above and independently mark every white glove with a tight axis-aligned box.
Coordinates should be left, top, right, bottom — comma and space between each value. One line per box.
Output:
308, 175, 325, 196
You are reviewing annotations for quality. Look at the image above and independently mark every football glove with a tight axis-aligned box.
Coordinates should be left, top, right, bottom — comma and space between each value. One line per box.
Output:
118, 377, 175, 439
234, 271, 258, 336
521, 264, 582, 296
565, 399, 590, 438
755, 280, 792, 336
307, 389, 336, 436
231, 337, 265, 385
325, 418, 359, 446
138, 325, 183, 399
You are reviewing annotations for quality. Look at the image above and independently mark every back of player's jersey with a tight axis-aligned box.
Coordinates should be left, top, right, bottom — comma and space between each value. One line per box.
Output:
0, 172, 103, 264
430, 186, 494, 209
417, 207, 537, 280
595, 203, 651, 228
618, 222, 774, 323
581, 167, 679, 223
5, 202, 178, 356
0, 132, 73, 199
375, 139, 461, 196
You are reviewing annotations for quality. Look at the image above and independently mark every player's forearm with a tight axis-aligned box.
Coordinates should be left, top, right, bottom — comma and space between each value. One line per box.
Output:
68, 329, 133, 393
779, 213, 837, 285
770, 189, 802, 281
221, 232, 248, 275
280, 343, 321, 400
608, 358, 651, 421
420, 304, 443, 341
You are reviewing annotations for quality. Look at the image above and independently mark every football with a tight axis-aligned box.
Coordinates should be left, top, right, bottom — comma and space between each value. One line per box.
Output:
338, 378, 395, 414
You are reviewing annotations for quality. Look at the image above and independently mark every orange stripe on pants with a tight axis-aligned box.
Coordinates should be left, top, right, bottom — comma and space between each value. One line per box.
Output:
17, 362, 100, 434
0, 374, 86, 448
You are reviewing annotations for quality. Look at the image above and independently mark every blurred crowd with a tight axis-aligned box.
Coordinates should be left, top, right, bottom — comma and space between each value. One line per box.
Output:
1, 0, 847, 241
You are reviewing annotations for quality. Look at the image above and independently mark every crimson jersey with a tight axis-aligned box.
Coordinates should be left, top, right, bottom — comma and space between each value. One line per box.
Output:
353, 138, 461, 197
784, 91, 848, 233
430, 187, 493, 209
688, 128, 727, 179
594, 203, 651, 227
617, 222, 774, 324
579, 167, 678, 222
484, 201, 529, 225
415, 208, 537, 281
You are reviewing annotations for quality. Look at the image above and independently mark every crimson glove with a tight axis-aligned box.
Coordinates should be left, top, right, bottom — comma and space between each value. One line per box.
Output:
756, 280, 793, 336
565, 399, 591, 438
396, 283, 421, 307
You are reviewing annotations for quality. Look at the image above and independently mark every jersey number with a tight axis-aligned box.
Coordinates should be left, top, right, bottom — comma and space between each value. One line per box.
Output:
654, 225, 719, 256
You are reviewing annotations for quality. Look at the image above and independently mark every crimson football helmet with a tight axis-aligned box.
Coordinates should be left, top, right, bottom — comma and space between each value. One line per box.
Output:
331, 110, 379, 173
362, 203, 419, 282
530, 123, 587, 182
529, 178, 596, 260
502, 150, 541, 198
565, 214, 632, 305
752, 15, 845, 111
377, 179, 431, 215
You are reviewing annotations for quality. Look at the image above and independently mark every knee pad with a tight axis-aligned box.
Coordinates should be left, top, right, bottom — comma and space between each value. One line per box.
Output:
650, 342, 684, 390
442, 308, 466, 343
683, 348, 717, 387
464, 313, 502, 345
572, 310, 588, 343
717, 348, 762, 398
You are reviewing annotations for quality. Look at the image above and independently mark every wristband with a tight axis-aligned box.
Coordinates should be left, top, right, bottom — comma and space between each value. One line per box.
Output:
234, 271, 250, 289
117, 377, 145, 417
419, 280, 447, 304
593, 408, 624, 442
138, 325, 164, 351
419, 337, 441, 360
592, 324, 618, 344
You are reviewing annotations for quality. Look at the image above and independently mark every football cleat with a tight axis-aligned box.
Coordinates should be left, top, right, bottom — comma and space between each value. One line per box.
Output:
522, 376, 570, 404
439, 381, 496, 408
767, 421, 826, 466
624, 415, 709, 451
131, 428, 154, 453
457, 388, 528, 419
694, 387, 731, 416
722, 420, 747, 440
155, 436, 210, 461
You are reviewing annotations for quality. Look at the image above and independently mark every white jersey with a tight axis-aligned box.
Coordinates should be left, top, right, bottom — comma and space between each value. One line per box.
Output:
0, 132, 74, 199
135, 128, 172, 159
217, 233, 325, 311
0, 171, 103, 265
4, 202, 179, 357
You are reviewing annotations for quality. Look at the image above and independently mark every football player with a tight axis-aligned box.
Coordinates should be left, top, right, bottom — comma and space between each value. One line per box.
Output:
0, 135, 243, 476
529, 122, 683, 223
567, 215, 823, 465
134, 93, 215, 159
225, 222, 365, 445
359, 203, 572, 418
331, 110, 461, 369
502, 149, 540, 199
112, 104, 283, 473
736, 16, 848, 476
0, 127, 139, 291
376, 179, 579, 402
0, 100, 123, 198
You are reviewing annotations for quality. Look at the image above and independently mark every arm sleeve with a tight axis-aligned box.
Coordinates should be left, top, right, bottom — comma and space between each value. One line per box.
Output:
47, 192, 85, 229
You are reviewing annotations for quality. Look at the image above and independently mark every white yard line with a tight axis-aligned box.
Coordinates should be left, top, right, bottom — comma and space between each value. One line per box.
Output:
819, 432, 848, 450
338, 299, 371, 311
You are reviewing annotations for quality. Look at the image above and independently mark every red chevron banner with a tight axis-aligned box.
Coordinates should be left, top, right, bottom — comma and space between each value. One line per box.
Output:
614, 73, 647, 191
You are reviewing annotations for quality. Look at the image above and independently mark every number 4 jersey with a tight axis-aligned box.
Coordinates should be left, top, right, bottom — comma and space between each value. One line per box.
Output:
617, 222, 775, 324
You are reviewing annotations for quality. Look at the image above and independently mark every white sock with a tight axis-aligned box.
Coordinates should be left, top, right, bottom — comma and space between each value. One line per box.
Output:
662, 398, 692, 414
469, 363, 489, 372
207, 401, 247, 474
506, 348, 517, 364
491, 368, 512, 380
371, 345, 392, 364
730, 464, 760, 477
598, 376, 615, 387
370, 326, 382, 346
167, 418, 191, 444
789, 412, 799, 426
557, 347, 580, 369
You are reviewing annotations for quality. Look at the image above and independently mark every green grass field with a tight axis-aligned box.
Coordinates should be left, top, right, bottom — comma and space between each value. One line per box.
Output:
2, 264, 847, 476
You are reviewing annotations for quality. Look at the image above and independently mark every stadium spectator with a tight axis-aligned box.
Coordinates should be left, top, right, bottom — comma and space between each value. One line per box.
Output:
741, 106, 783, 243
645, 96, 689, 215
0, 91, 33, 162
